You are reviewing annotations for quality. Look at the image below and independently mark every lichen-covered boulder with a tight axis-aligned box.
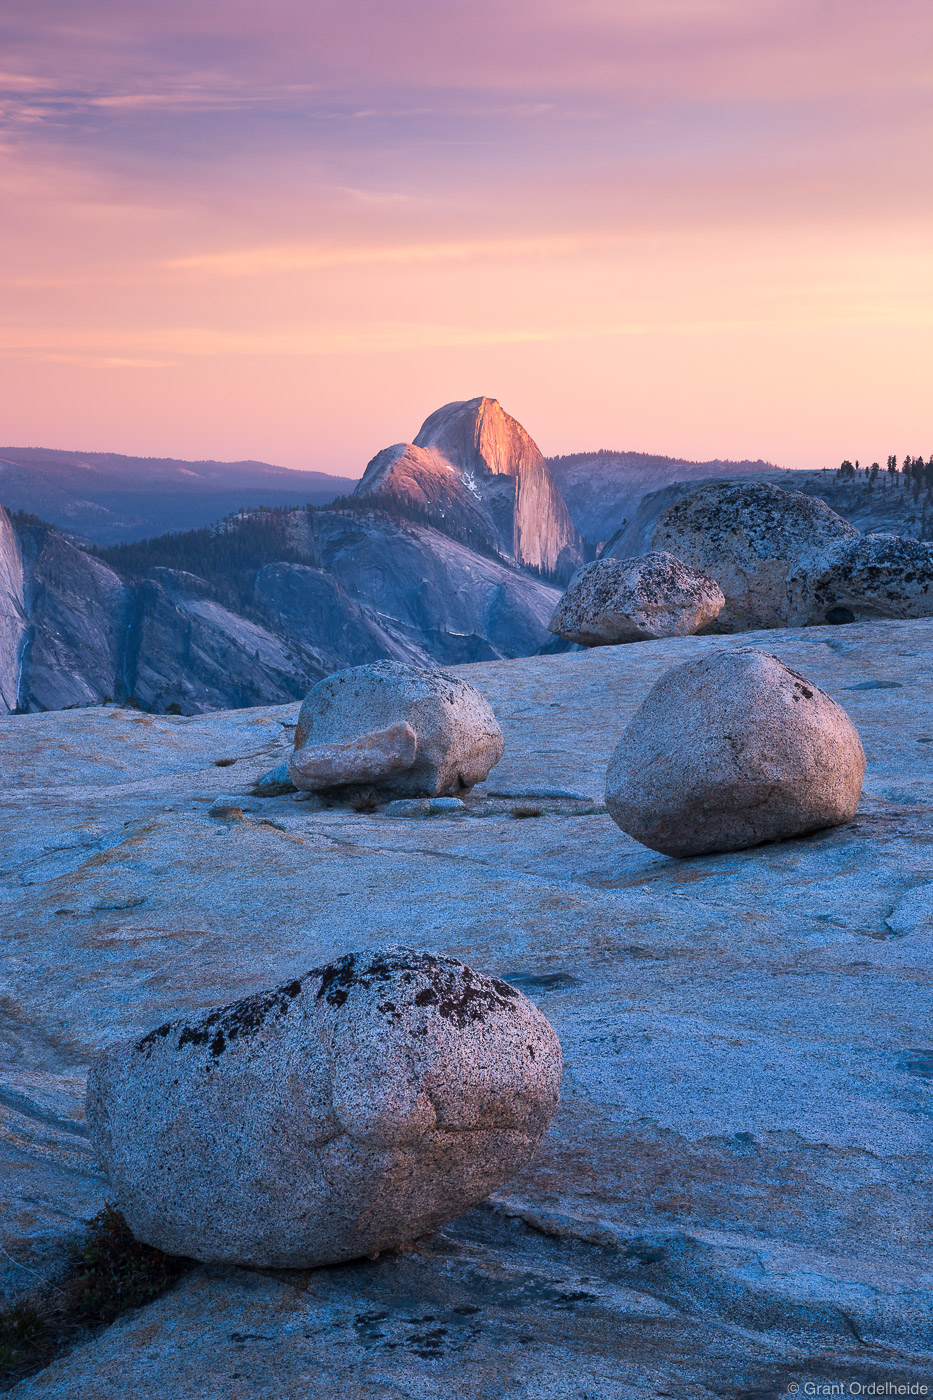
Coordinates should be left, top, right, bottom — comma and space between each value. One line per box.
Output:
86, 947, 562, 1268
548, 552, 724, 646
614, 481, 858, 632
287, 661, 504, 798
605, 648, 865, 857
790, 534, 933, 626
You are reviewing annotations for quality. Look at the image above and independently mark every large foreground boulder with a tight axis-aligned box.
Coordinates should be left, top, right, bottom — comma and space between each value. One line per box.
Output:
610, 481, 858, 632
606, 648, 865, 857
287, 661, 505, 797
791, 534, 933, 626
86, 947, 562, 1268
548, 552, 724, 645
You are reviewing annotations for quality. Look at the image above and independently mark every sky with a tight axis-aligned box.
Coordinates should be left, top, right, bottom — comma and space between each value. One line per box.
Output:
1, 0, 930, 476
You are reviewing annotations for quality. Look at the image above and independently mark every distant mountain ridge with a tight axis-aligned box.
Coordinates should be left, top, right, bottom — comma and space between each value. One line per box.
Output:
0, 448, 354, 545
0, 433, 778, 556
2, 406, 928, 718
0, 402, 586, 715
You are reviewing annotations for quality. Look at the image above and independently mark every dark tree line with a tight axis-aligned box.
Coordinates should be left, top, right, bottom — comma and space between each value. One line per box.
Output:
838, 454, 933, 499
93, 509, 306, 606
91, 492, 537, 599
317, 491, 507, 564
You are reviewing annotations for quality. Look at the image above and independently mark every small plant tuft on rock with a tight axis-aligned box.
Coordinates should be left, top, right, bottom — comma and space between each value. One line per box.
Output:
0, 1302, 47, 1376
65, 1204, 190, 1325
348, 788, 381, 813
0, 1205, 191, 1389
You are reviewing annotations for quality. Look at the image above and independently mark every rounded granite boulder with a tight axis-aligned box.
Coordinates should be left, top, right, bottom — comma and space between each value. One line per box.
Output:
287, 660, 505, 798
790, 534, 933, 626
86, 947, 562, 1268
605, 648, 865, 857
640, 480, 859, 632
548, 552, 724, 646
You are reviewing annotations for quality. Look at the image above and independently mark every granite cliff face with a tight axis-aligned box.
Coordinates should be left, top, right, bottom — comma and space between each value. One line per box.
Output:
354, 441, 501, 556
357, 398, 583, 579
16, 521, 131, 712
310, 510, 558, 662
0, 504, 25, 711
0, 504, 560, 715
123, 568, 320, 714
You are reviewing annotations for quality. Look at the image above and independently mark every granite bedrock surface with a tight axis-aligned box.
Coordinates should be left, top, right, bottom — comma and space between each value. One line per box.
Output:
1, 619, 932, 1398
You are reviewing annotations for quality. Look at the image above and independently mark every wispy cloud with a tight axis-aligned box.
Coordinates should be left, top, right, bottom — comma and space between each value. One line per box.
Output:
89, 91, 275, 111
4, 286, 929, 369
165, 233, 619, 278
0, 72, 55, 91
1, 0, 930, 469
32, 353, 177, 368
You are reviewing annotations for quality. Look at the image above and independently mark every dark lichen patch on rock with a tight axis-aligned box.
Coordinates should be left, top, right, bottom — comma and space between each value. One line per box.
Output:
138, 975, 305, 1059
314, 951, 368, 1008
136, 1020, 173, 1051
315, 949, 520, 1027
411, 975, 514, 1027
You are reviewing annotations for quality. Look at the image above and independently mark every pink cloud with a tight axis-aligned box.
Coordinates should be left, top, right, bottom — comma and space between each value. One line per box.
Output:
0, 0, 929, 472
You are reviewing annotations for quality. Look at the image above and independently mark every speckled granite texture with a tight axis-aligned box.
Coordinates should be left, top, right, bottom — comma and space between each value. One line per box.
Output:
3, 618, 932, 1396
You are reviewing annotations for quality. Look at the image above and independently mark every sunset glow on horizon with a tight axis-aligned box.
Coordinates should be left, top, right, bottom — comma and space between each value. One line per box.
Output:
1, 0, 930, 476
